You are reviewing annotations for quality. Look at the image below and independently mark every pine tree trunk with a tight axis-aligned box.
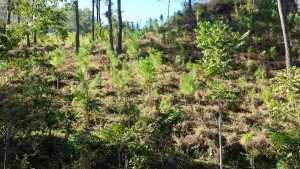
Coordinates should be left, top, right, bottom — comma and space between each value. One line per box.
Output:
277, 0, 292, 68
33, 0, 37, 44
117, 0, 122, 54
6, 0, 11, 25
188, 0, 192, 11
33, 32, 37, 44
75, 0, 80, 54
98, 0, 102, 35
27, 32, 31, 47
4, 120, 13, 169
108, 0, 114, 51
168, 0, 171, 19
92, 0, 95, 41
17, 16, 20, 24
96, 0, 99, 23
6, 0, 11, 32
98, 0, 101, 25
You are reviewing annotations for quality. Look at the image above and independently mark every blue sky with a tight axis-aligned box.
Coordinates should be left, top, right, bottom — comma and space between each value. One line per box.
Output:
78, 0, 183, 25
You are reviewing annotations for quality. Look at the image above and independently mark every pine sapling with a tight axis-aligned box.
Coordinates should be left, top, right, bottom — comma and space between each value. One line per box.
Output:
179, 72, 199, 106
49, 49, 64, 89
72, 47, 100, 130
138, 56, 155, 97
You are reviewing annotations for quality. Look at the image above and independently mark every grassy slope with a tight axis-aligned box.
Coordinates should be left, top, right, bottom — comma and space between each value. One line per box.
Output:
1, 1, 300, 168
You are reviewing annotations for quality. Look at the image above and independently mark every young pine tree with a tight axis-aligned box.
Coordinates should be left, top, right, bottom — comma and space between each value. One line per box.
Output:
75, 0, 80, 54
179, 72, 199, 105
138, 56, 155, 96
72, 47, 100, 130
49, 49, 64, 89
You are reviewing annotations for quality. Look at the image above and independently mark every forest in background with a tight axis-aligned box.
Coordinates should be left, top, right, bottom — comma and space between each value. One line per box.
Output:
0, 0, 300, 168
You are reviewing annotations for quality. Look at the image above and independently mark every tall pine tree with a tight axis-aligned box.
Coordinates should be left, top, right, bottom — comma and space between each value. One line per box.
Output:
117, 0, 122, 54
75, 0, 80, 54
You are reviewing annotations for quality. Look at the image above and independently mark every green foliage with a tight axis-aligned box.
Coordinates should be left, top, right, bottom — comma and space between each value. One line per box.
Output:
72, 47, 100, 128
206, 79, 238, 103
294, 13, 300, 26
262, 67, 300, 168
234, 0, 256, 31
111, 69, 124, 88
148, 48, 162, 69
107, 49, 119, 71
240, 132, 253, 146
10, 0, 68, 44
264, 127, 300, 169
138, 56, 155, 87
248, 88, 256, 106
185, 60, 201, 75
259, 50, 267, 59
271, 67, 300, 98
0, 27, 21, 56
111, 61, 132, 96
159, 94, 175, 113
125, 30, 142, 59
262, 87, 272, 106
3, 0, 300, 168
195, 9, 202, 24
66, 7, 92, 35
166, 31, 177, 45
174, 55, 184, 66
268, 67, 300, 121
99, 117, 155, 169
238, 76, 247, 90
195, 20, 250, 77
179, 72, 199, 96
254, 67, 266, 82
247, 46, 253, 56
176, 42, 188, 57
49, 48, 63, 70
49, 48, 64, 88
246, 58, 254, 72
269, 46, 277, 59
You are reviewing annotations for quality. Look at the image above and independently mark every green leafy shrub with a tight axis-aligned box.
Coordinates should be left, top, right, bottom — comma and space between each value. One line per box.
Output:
263, 67, 300, 168
206, 80, 238, 104
195, 20, 250, 77
0, 26, 21, 56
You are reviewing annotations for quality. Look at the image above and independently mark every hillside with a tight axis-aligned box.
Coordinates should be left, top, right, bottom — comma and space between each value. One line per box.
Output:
1, 0, 300, 169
